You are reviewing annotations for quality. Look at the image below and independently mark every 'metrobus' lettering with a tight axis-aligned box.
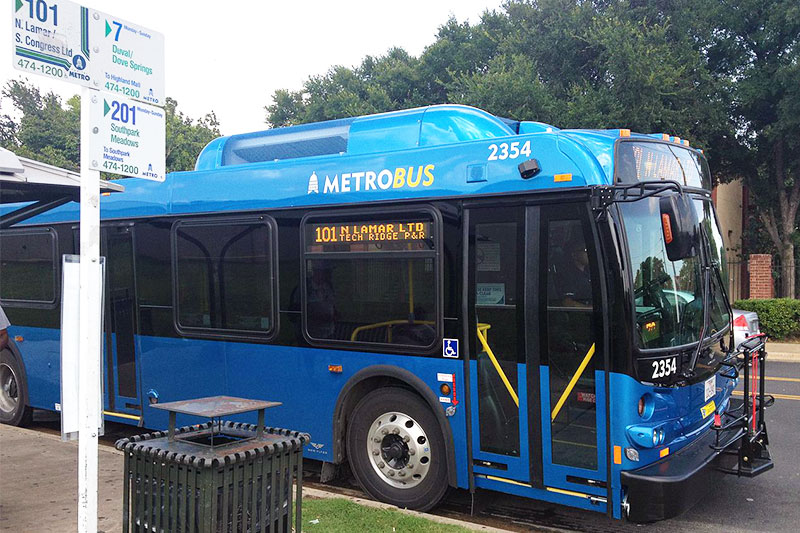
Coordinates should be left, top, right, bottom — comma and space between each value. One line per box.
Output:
310, 164, 435, 195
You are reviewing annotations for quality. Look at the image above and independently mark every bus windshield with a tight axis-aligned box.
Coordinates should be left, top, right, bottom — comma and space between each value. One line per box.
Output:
620, 197, 729, 350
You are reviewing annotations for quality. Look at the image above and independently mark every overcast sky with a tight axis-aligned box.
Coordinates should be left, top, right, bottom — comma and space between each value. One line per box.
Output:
3, 0, 503, 135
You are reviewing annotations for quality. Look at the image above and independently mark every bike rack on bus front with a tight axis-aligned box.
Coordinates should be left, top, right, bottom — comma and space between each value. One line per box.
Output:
712, 334, 774, 477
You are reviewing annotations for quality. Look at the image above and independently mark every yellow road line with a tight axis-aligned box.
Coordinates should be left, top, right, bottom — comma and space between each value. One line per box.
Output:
732, 391, 800, 401
765, 376, 800, 383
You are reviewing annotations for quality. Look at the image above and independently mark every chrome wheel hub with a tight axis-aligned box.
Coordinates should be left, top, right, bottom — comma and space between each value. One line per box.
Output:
366, 411, 431, 489
0, 363, 20, 415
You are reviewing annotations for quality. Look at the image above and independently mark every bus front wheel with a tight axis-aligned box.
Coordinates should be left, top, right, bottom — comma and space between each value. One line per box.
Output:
346, 387, 448, 511
0, 350, 32, 427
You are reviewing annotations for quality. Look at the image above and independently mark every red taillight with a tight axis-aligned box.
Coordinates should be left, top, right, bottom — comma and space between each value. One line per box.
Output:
733, 315, 748, 329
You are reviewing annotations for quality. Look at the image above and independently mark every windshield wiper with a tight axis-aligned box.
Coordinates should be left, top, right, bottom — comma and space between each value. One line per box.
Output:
685, 224, 713, 377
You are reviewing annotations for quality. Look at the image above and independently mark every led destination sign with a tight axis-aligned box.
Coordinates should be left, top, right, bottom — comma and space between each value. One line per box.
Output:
617, 141, 709, 189
307, 221, 433, 252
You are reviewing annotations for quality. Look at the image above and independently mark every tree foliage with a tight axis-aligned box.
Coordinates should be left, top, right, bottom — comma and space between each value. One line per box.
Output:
164, 97, 220, 172
1, 80, 220, 175
702, 0, 800, 297
1, 80, 80, 171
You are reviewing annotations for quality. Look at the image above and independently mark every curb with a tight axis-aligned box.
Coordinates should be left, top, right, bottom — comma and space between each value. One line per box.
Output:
766, 353, 800, 363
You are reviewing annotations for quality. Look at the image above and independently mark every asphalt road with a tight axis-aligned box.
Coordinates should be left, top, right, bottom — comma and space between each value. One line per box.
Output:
434, 360, 800, 532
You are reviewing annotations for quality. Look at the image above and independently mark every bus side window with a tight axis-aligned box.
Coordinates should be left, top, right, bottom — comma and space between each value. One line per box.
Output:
301, 210, 439, 350
0, 228, 58, 306
172, 217, 277, 339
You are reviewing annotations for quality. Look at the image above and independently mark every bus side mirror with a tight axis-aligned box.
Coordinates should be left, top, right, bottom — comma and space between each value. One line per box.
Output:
659, 193, 698, 261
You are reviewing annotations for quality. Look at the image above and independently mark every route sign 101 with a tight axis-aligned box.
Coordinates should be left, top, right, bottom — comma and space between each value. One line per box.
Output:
89, 92, 165, 181
11, 0, 165, 107
12, 0, 93, 86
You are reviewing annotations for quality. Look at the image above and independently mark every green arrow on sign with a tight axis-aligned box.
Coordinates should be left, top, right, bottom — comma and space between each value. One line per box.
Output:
15, 0, 23, 12
104, 100, 110, 116
105, 20, 112, 37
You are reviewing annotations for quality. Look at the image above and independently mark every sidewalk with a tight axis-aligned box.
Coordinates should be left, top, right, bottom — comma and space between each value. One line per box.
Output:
0, 425, 124, 533
766, 341, 800, 363
0, 425, 511, 533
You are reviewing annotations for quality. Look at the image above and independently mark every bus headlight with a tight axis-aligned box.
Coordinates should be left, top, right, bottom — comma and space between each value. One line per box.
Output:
627, 424, 662, 448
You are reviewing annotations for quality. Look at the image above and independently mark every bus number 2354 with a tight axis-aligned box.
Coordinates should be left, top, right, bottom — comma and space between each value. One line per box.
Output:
487, 141, 531, 161
652, 357, 677, 379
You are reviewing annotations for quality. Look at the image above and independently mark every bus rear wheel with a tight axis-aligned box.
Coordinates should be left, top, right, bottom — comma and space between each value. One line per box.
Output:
346, 387, 448, 511
0, 351, 32, 427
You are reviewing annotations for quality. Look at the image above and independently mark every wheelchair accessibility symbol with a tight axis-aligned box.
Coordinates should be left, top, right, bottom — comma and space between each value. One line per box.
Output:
443, 338, 459, 358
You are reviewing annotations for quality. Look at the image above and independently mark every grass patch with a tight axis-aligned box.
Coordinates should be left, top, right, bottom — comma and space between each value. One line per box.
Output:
301, 497, 472, 532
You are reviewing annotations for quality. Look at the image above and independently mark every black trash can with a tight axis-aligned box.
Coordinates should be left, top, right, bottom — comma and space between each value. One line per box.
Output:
115, 396, 309, 533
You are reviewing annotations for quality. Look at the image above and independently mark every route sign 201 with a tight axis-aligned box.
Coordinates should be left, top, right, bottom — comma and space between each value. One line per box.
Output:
89, 93, 165, 182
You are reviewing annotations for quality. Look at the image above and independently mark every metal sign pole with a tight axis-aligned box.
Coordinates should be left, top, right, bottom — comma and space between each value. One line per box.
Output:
77, 86, 102, 533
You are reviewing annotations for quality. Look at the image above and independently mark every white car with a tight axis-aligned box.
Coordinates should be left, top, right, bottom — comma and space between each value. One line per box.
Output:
732, 309, 760, 349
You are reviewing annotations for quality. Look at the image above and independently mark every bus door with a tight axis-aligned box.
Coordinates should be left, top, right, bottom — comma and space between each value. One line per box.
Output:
538, 203, 606, 497
101, 224, 142, 419
468, 205, 531, 482
468, 203, 606, 496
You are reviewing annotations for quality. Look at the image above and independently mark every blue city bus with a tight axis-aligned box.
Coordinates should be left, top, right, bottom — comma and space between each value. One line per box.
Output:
0, 105, 773, 521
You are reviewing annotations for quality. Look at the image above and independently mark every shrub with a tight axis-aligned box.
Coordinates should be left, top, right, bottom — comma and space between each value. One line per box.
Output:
733, 299, 800, 340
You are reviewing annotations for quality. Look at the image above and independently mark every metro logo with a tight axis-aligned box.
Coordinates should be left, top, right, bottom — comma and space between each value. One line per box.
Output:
307, 164, 435, 195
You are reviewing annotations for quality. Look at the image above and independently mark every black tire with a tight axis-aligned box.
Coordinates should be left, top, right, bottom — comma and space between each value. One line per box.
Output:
0, 349, 33, 427
346, 387, 448, 511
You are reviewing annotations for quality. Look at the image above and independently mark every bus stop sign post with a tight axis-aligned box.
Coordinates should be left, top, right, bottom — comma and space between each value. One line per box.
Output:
78, 85, 102, 533
12, 3, 165, 532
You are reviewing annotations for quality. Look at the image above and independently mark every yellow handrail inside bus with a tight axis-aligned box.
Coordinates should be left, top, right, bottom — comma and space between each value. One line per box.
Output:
408, 257, 414, 316
550, 343, 596, 421
350, 319, 435, 342
476, 323, 519, 408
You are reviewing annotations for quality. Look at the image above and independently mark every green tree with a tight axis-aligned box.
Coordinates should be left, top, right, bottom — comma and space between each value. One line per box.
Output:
266, 1, 725, 141
1, 80, 80, 171
164, 97, 220, 172
264, 12, 510, 126
1, 80, 220, 174
700, 0, 800, 297
266, 48, 435, 126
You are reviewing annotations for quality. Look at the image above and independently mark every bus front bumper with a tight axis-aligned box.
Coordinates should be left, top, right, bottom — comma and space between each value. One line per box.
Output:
621, 428, 724, 523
